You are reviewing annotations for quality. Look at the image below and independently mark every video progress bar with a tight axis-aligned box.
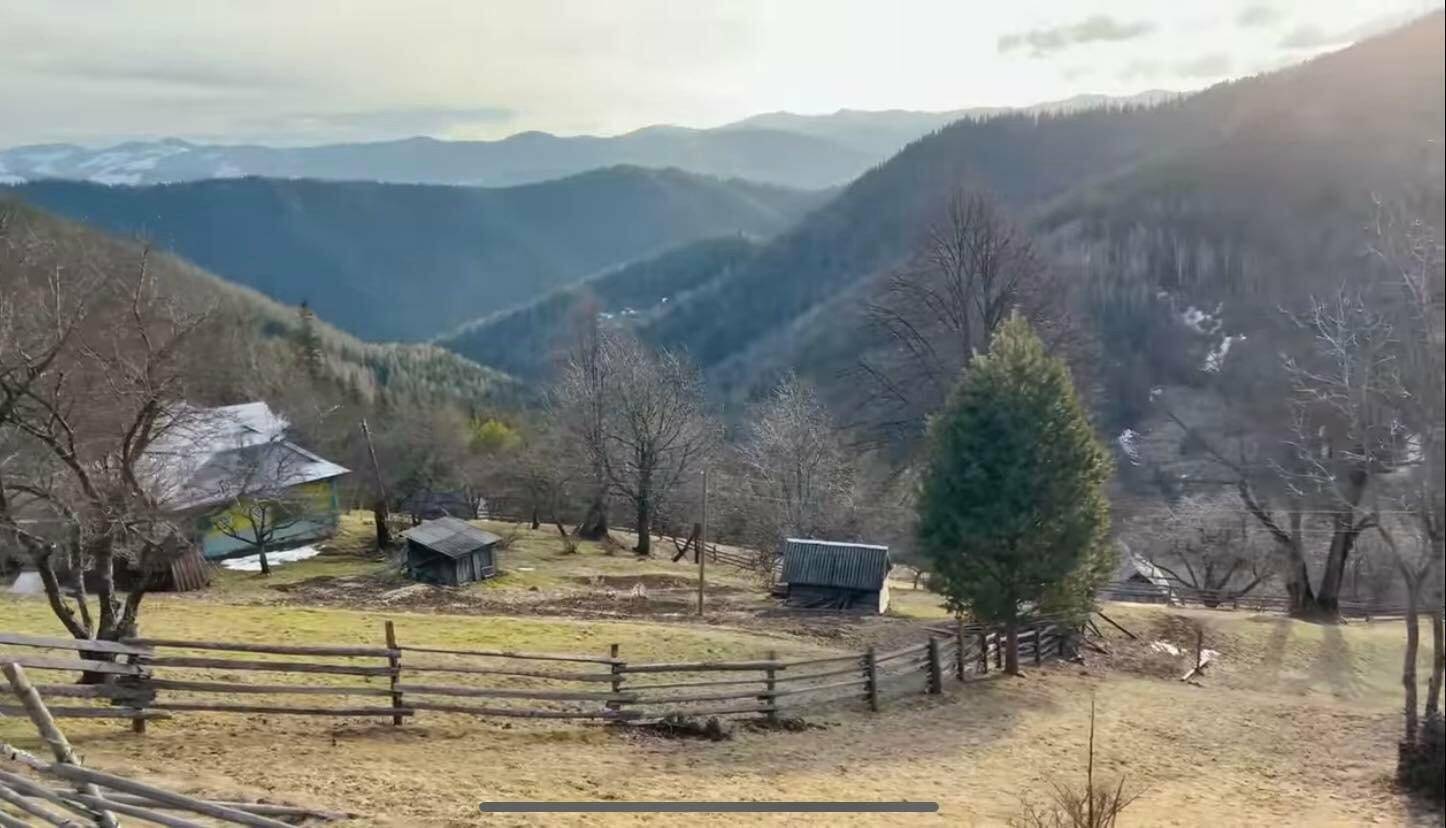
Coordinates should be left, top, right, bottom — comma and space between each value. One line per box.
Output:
481, 801, 939, 813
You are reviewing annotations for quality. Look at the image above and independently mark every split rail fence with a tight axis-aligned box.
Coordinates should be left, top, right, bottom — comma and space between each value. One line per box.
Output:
0, 621, 1074, 733
1098, 581, 1410, 619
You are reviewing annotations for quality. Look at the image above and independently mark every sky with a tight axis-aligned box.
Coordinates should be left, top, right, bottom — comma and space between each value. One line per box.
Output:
0, 0, 1437, 148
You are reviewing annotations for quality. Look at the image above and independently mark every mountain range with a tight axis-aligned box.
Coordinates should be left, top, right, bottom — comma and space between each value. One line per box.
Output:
0, 91, 1176, 191
438, 13, 1444, 445
2, 12, 1441, 459
4, 167, 825, 342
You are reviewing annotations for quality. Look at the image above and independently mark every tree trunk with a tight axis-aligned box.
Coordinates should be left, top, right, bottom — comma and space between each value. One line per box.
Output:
258, 541, 271, 576
530, 505, 540, 531
1004, 625, 1020, 676
1403, 576, 1421, 745
1429, 610, 1444, 720
634, 497, 652, 556
1313, 469, 1370, 617
371, 500, 392, 549
575, 488, 610, 540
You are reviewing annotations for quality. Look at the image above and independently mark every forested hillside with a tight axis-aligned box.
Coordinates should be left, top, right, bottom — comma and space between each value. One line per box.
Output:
4, 167, 826, 342
438, 235, 758, 379
0, 200, 514, 409
624, 13, 1443, 434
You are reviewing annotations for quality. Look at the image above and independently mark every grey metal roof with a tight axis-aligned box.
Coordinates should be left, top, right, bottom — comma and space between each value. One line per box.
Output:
402, 517, 501, 559
780, 538, 891, 591
144, 402, 350, 511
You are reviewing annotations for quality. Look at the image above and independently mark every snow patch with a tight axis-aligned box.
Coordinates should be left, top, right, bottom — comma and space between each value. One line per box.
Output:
1203, 334, 1244, 373
1180, 304, 1223, 335
8, 569, 45, 595
220, 544, 323, 571
1117, 429, 1141, 464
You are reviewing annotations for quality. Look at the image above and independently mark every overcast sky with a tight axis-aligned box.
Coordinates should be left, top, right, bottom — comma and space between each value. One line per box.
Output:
0, 0, 1436, 148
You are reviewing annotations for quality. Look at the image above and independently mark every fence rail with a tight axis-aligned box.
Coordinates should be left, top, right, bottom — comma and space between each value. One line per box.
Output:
1098, 581, 1410, 618
0, 620, 1075, 734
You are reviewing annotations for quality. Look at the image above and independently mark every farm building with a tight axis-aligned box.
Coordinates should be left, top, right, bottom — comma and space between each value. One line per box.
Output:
403, 517, 501, 585
779, 538, 892, 613
1103, 551, 1176, 603
398, 487, 479, 522
146, 401, 350, 563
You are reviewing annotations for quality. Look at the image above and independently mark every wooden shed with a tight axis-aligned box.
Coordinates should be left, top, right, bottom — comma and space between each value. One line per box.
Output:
402, 517, 501, 586
779, 538, 892, 613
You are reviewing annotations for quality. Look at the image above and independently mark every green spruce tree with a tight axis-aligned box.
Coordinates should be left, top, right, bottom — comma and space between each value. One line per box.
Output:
295, 301, 324, 379
917, 313, 1114, 674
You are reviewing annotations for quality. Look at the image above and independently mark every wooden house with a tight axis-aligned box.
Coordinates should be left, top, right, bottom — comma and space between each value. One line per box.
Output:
403, 517, 501, 586
779, 538, 892, 613
145, 401, 350, 562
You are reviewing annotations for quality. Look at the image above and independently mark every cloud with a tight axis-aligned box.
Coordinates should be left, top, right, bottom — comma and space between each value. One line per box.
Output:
1235, 4, 1281, 28
16, 52, 292, 92
998, 15, 1155, 58
240, 106, 517, 143
1173, 53, 1233, 78
1118, 53, 1233, 82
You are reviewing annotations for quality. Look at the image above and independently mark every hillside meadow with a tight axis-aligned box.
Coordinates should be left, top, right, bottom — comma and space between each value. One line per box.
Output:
2, 558, 1437, 826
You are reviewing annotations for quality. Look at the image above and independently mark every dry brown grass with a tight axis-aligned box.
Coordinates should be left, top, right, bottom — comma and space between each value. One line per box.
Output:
2, 593, 1438, 826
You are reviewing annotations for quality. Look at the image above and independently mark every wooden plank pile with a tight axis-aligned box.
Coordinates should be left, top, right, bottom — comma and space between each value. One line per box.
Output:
0, 663, 353, 826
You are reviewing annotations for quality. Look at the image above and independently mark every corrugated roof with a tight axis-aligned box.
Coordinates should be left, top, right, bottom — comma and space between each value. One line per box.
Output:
143, 402, 349, 511
780, 538, 891, 591
403, 517, 501, 559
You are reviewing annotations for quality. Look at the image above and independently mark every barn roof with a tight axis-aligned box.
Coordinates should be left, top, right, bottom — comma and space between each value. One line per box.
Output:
403, 517, 501, 559
780, 538, 891, 591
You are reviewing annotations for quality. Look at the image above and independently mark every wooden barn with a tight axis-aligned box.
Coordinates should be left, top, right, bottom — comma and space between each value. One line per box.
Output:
402, 517, 501, 586
779, 538, 892, 613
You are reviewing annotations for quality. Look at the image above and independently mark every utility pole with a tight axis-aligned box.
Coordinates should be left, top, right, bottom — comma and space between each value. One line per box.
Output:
697, 466, 708, 616
360, 418, 392, 550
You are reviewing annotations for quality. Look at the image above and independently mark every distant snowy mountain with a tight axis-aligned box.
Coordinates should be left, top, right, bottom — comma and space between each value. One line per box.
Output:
0, 91, 1180, 190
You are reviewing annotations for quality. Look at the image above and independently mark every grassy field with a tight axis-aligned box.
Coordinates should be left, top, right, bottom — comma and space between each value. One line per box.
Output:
2, 516, 1439, 825
2, 590, 1438, 826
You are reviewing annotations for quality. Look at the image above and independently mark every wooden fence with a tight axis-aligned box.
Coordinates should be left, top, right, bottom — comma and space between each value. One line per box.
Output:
1098, 582, 1410, 619
0, 621, 1073, 733
2, 662, 350, 826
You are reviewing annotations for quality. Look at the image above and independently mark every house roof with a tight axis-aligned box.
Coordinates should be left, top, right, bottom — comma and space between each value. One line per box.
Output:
1116, 551, 1173, 590
143, 402, 349, 511
780, 538, 891, 591
403, 517, 501, 559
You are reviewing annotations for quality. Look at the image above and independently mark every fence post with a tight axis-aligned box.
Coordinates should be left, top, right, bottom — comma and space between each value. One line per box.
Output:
954, 621, 967, 681
124, 650, 152, 734
384, 621, 404, 726
764, 649, 779, 723
606, 643, 625, 720
978, 631, 989, 675
926, 638, 942, 695
994, 632, 1004, 670
2, 663, 120, 828
864, 648, 879, 712
1033, 625, 1043, 667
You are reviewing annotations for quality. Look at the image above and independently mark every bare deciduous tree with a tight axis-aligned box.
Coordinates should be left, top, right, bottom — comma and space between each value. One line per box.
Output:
552, 329, 718, 556
0, 219, 207, 655
728, 373, 858, 562
858, 188, 1079, 443
196, 409, 335, 576
1119, 493, 1271, 605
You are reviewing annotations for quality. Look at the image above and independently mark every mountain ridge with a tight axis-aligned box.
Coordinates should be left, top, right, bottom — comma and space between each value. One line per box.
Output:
3, 166, 827, 342
0, 91, 1181, 191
